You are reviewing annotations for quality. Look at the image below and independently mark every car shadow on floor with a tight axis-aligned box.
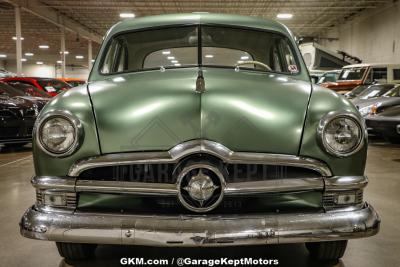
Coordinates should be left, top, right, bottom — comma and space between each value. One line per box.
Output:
60, 244, 345, 267
0, 144, 32, 153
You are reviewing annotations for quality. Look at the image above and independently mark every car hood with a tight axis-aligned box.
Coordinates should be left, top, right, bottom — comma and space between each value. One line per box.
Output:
0, 96, 39, 117
88, 68, 312, 154
0, 96, 35, 108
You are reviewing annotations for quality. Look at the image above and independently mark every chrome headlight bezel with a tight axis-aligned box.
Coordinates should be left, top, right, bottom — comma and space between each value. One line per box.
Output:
317, 111, 365, 158
35, 110, 84, 157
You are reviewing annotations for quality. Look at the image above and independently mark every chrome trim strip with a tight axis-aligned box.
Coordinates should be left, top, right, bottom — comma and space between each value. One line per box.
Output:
68, 140, 332, 177
75, 180, 177, 195
38, 177, 323, 196
225, 178, 323, 195
324, 176, 368, 191
20, 203, 380, 246
31, 176, 75, 191
32, 176, 368, 196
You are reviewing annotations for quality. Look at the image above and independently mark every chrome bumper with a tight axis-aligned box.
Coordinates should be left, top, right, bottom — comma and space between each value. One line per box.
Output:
20, 203, 380, 246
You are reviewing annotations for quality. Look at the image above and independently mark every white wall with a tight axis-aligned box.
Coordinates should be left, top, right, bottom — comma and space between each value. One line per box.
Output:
2, 60, 90, 80
319, 1, 400, 64
5, 62, 55, 77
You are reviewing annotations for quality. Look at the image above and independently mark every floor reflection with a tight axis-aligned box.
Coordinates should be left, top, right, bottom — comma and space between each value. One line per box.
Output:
59, 244, 345, 267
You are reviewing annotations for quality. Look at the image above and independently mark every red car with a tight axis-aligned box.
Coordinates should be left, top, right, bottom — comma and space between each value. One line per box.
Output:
0, 77, 72, 97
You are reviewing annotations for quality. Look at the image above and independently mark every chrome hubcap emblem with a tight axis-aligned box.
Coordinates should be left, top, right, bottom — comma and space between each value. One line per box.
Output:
177, 163, 225, 213
183, 169, 219, 206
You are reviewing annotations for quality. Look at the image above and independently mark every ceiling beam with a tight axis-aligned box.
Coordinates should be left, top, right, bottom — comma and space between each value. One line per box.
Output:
4, 0, 102, 43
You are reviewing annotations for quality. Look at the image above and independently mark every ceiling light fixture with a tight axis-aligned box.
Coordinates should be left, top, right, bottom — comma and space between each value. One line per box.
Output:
162, 51, 171, 55
75, 55, 84, 59
21, 58, 27, 62
240, 56, 249, 60
167, 56, 175, 60
56, 60, 62, 64
12, 36, 24, 40
120, 13, 135, 18
171, 60, 178, 63
39, 45, 49, 49
36, 61, 44, 65
277, 13, 293, 19
0, 54, 7, 58
25, 52, 34, 56
174, 63, 181, 67
205, 54, 214, 58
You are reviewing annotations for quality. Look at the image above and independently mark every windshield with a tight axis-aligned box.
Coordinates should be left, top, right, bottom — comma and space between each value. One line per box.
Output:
7, 82, 49, 97
347, 85, 368, 97
338, 67, 367, 81
382, 86, 400, 97
358, 84, 395, 99
37, 79, 71, 93
317, 72, 339, 84
0, 82, 24, 97
100, 26, 300, 75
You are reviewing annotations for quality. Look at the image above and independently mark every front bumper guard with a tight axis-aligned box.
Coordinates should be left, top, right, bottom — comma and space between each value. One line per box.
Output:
20, 203, 380, 246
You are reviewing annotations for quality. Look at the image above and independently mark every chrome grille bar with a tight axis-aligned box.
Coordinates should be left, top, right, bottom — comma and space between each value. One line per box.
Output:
74, 178, 323, 196
68, 140, 332, 177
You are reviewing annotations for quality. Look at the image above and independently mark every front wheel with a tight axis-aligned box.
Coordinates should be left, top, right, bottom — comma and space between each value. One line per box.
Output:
56, 242, 97, 261
305, 240, 348, 261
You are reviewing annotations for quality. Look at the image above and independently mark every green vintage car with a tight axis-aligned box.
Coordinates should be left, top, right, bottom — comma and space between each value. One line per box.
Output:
20, 13, 380, 261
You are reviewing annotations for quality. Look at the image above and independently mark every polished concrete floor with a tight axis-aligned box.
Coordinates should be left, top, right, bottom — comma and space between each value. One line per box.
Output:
0, 140, 399, 267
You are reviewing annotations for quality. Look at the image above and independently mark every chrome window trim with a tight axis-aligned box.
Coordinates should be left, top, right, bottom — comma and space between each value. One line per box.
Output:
35, 110, 84, 158
317, 111, 365, 158
68, 139, 332, 177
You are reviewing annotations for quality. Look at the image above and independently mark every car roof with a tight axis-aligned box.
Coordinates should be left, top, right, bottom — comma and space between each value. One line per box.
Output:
106, 13, 293, 40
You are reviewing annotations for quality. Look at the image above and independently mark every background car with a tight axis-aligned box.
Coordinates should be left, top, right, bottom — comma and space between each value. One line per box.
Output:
353, 85, 400, 116
321, 63, 400, 93
345, 84, 370, 99
57, 78, 86, 88
0, 69, 16, 78
351, 84, 398, 103
5, 81, 51, 99
0, 77, 72, 97
366, 105, 400, 143
0, 82, 43, 146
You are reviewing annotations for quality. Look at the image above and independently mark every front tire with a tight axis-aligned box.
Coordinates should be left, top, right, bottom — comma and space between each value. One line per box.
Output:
306, 240, 348, 261
56, 242, 97, 261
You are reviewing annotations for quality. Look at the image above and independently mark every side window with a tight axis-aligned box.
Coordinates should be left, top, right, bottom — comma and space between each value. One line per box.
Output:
278, 39, 298, 73
101, 39, 121, 74
372, 68, 387, 81
393, 69, 400, 80
271, 46, 283, 72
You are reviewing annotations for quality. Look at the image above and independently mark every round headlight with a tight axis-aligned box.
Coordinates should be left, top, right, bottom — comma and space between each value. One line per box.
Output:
36, 111, 83, 157
318, 112, 365, 157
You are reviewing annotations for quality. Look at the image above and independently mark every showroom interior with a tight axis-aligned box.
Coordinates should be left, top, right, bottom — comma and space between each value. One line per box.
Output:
0, 0, 399, 267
